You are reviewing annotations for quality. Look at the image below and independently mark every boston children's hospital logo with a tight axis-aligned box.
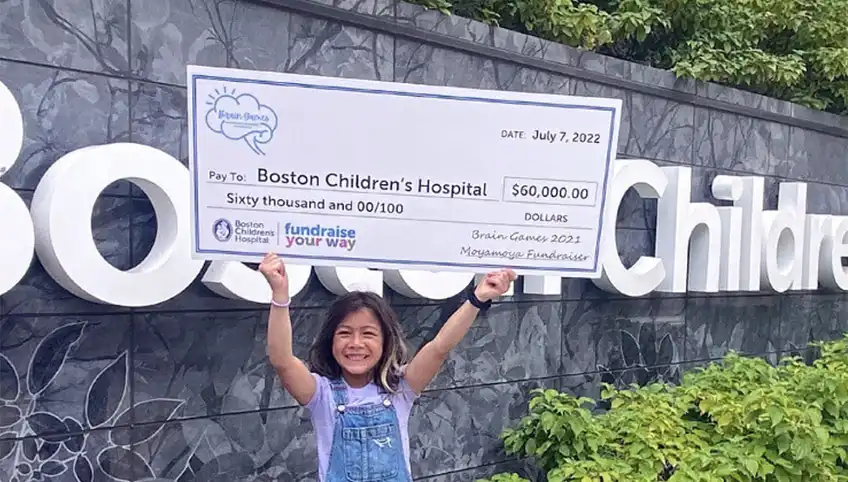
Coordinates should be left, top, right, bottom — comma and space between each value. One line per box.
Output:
204, 86, 278, 155
212, 218, 233, 242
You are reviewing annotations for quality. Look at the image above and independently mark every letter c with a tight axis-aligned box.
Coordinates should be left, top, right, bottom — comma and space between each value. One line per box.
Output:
593, 159, 668, 297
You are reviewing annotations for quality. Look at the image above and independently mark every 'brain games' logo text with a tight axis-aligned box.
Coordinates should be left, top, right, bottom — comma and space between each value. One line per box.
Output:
205, 86, 278, 155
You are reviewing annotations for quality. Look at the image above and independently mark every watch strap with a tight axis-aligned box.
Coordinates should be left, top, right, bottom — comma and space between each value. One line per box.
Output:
466, 285, 492, 311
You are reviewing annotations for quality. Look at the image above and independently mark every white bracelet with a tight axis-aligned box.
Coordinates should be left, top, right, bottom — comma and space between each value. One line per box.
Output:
271, 298, 290, 308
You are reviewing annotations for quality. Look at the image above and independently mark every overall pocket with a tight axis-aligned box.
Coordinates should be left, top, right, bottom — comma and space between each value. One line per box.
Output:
341, 422, 399, 481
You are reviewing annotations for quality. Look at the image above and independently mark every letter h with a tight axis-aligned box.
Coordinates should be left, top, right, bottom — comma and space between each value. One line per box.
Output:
655, 167, 721, 293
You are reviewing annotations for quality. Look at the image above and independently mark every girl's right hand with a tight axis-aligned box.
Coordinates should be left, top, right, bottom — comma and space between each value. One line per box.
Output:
259, 252, 289, 302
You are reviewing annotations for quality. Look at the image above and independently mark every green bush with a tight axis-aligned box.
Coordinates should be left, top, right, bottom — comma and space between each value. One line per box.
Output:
476, 474, 532, 482
480, 335, 848, 481
408, 0, 848, 115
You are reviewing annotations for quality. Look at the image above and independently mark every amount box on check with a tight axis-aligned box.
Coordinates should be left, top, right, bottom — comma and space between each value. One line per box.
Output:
501, 177, 599, 207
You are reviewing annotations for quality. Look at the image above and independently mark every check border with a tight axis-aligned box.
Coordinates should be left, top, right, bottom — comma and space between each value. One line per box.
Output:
189, 73, 619, 274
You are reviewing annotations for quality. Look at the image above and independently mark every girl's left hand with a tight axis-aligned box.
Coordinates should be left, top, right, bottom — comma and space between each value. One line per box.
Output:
474, 269, 518, 302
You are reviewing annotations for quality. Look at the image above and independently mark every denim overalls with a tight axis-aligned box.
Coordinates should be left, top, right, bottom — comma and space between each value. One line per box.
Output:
324, 378, 413, 482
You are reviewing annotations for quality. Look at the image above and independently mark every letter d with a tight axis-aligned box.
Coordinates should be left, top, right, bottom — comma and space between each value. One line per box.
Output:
760, 182, 807, 292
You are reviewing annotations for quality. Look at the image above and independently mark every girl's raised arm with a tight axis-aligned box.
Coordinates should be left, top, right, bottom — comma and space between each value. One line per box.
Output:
260, 253, 316, 406
404, 269, 516, 395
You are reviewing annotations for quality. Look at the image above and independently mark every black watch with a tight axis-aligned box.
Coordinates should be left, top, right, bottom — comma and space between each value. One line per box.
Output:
466, 285, 492, 311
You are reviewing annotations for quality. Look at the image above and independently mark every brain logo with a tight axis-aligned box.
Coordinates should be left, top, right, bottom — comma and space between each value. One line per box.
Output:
205, 86, 278, 155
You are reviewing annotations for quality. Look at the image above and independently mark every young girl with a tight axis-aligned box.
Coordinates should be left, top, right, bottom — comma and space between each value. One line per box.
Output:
259, 252, 516, 482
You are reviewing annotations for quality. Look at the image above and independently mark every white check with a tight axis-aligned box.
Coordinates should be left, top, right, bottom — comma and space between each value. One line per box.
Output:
187, 65, 622, 277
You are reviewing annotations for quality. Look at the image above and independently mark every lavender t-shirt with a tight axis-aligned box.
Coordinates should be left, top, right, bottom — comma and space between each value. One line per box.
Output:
304, 372, 418, 481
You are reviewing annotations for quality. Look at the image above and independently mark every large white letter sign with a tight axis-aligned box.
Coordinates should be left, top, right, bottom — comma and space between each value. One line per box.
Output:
0, 186, 32, 296
820, 216, 848, 291
655, 166, 721, 293
30, 143, 204, 307
0, 80, 23, 176
383, 269, 475, 300
760, 182, 807, 292
202, 260, 311, 303
593, 159, 668, 297
315, 266, 384, 296
735, 176, 765, 291
801, 214, 831, 290
711, 175, 743, 291
0, 79, 34, 296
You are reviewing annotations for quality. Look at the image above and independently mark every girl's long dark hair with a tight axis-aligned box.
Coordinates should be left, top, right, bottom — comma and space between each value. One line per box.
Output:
308, 291, 410, 393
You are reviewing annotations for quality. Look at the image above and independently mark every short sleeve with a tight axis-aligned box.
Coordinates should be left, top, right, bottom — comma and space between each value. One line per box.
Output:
304, 372, 331, 412
397, 377, 419, 406
396, 365, 420, 406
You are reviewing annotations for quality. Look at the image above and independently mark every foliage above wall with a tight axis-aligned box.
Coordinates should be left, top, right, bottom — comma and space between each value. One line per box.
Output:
412, 0, 848, 115
477, 335, 848, 481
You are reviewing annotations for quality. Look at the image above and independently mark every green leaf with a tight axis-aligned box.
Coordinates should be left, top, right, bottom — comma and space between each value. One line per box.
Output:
410, 0, 848, 115
469, 298, 848, 479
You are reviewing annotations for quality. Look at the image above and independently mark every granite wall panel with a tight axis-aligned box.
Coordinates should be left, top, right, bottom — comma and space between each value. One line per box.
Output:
619, 89, 695, 165
0, 59, 131, 194
0, 0, 130, 75
2, 0, 848, 480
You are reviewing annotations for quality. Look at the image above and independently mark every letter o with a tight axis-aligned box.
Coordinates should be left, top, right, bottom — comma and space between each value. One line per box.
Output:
31, 143, 204, 306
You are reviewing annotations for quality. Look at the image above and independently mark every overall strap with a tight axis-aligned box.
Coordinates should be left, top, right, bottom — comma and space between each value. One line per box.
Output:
329, 378, 348, 408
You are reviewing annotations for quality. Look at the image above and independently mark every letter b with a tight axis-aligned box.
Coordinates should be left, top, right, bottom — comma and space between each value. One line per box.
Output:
0, 79, 34, 297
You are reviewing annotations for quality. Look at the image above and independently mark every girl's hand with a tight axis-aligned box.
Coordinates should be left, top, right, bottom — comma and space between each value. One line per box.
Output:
474, 269, 517, 302
405, 267, 517, 395
258, 252, 290, 302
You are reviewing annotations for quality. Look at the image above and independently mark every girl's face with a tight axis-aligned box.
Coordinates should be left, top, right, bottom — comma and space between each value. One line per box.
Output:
332, 308, 384, 384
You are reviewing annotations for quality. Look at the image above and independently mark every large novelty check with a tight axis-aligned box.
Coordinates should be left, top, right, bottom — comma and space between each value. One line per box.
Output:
187, 65, 622, 277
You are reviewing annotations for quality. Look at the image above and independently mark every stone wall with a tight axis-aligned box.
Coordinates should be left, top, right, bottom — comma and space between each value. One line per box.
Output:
1, 0, 848, 480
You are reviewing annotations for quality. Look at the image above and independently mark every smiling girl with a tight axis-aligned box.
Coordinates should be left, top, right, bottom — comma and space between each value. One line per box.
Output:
259, 252, 516, 482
